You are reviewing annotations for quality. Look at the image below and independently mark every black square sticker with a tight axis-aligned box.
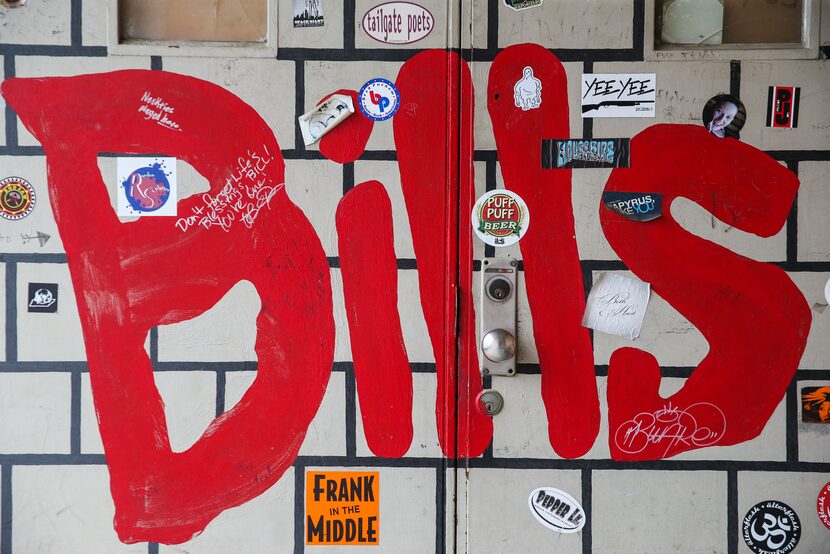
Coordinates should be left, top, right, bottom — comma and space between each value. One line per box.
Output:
28, 283, 58, 313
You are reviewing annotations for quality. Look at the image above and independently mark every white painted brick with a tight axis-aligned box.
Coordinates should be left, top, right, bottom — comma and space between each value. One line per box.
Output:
285, 158, 344, 258
162, 57, 296, 154
591, 270, 710, 367
462, 468, 583, 554
160, 467, 295, 554
592, 470, 727, 554
154, 370, 217, 452
396, 269, 434, 364
498, 2, 632, 49
81, 0, 107, 46
354, 0, 449, 50
797, 379, 830, 463
572, 168, 619, 261
331, 268, 353, 362
592, 61, 732, 139
352, 160, 416, 259
355, 371, 441, 457
738, 471, 830, 554
461, 0, 488, 51
0, 372, 70, 454
80, 372, 104, 454
157, 279, 259, 362
0, 93, 5, 147
224, 370, 346, 457
790, 272, 830, 369
304, 466, 436, 554
12, 465, 146, 553
278, 0, 343, 49
0, 264, 5, 359
14, 56, 152, 146
740, 61, 830, 150
0, 1, 71, 45
797, 161, 830, 262
304, 61, 403, 152
0, 156, 64, 254
17, 262, 86, 361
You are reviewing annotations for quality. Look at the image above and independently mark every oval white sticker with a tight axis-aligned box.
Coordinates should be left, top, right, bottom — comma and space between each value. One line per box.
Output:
362, 2, 434, 44
528, 487, 585, 533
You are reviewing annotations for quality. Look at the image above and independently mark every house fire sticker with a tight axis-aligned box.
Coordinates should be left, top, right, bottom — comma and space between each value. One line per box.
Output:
0, 176, 35, 221
306, 471, 379, 545
528, 487, 585, 533
472, 189, 529, 247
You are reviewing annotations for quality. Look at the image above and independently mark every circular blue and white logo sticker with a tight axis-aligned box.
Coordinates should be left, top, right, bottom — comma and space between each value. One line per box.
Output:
358, 78, 400, 121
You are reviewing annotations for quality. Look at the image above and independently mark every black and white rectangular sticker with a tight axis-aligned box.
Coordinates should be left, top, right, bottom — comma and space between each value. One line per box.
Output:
581, 73, 656, 118
28, 282, 58, 313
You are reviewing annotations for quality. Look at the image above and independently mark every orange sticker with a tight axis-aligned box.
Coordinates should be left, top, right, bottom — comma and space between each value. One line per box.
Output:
305, 471, 379, 545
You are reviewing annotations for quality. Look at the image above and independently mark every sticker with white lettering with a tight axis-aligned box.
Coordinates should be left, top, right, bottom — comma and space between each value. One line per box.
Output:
742, 500, 800, 554
581, 73, 655, 118
503, 0, 543, 10
362, 2, 434, 44
602, 192, 663, 222
528, 487, 585, 533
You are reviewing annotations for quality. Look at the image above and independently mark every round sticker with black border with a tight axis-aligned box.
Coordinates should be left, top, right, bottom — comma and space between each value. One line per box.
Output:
472, 189, 529, 247
742, 500, 801, 554
0, 176, 36, 221
358, 78, 400, 121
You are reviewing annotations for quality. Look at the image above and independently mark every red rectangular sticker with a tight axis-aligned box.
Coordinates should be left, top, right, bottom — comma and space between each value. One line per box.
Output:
766, 86, 800, 129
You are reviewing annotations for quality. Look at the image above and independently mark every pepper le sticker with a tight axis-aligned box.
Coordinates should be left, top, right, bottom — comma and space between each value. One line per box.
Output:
742, 500, 801, 554
528, 487, 585, 533
472, 190, 529, 247
358, 78, 400, 121
0, 177, 35, 221
818, 482, 830, 531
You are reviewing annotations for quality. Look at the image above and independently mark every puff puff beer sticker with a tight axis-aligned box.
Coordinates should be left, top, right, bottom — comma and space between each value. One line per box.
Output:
306, 471, 379, 545
472, 189, 529, 247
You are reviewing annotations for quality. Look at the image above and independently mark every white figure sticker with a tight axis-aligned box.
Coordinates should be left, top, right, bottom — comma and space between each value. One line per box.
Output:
514, 66, 541, 111
298, 94, 354, 146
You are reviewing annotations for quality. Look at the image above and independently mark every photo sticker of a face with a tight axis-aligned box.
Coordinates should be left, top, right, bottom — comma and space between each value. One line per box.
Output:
702, 94, 746, 139
802, 386, 830, 423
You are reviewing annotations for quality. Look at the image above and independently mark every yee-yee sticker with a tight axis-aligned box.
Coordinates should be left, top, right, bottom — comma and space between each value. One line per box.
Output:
472, 189, 529, 247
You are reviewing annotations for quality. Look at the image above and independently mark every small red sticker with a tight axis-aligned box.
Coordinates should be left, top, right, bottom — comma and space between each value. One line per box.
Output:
818, 481, 830, 531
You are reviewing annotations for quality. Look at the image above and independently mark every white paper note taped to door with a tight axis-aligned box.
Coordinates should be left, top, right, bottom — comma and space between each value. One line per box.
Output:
582, 272, 650, 340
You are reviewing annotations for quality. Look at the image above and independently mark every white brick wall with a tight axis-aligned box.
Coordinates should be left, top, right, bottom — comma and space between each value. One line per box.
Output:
1, 2, 829, 553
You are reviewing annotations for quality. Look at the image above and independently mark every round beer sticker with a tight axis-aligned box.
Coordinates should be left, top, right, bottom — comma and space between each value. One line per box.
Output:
0, 176, 35, 221
472, 189, 529, 247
